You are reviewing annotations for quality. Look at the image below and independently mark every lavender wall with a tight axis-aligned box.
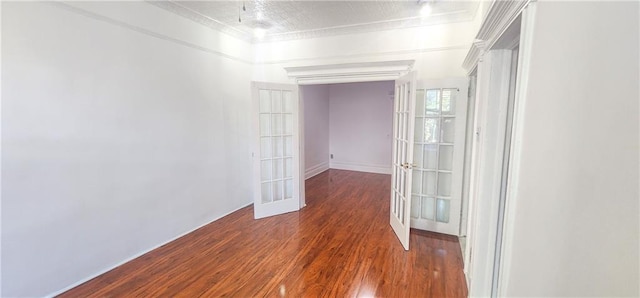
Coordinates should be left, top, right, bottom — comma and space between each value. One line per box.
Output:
329, 81, 394, 174
301, 85, 330, 178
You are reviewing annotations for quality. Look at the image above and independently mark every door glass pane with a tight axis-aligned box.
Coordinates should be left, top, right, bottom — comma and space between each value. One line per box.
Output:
425, 89, 440, 115
415, 89, 425, 117
438, 172, 452, 196
423, 144, 438, 169
271, 90, 282, 112
392, 192, 398, 215
441, 118, 455, 143
411, 196, 420, 218
421, 197, 435, 220
285, 179, 293, 199
259, 90, 271, 113
273, 159, 283, 179
283, 114, 293, 135
260, 137, 271, 158
424, 118, 439, 143
439, 145, 453, 171
282, 91, 293, 113
261, 183, 272, 203
413, 144, 423, 167
271, 114, 282, 135
400, 167, 405, 195
422, 171, 436, 196
412, 170, 422, 193
395, 112, 400, 139
436, 199, 450, 223
414, 118, 424, 142
260, 115, 270, 136
284, 136, 293, 156
284, 158, 293, 178
273, 180, 283, 201
441, 89, 456, 115
272, 136, 283, 157
399, 84, 405, 112
400, 113, 406, 140
261, 160, 271, 181
399, 196, 405, 222
394, 140, 401, 164
395, 85, 399, 108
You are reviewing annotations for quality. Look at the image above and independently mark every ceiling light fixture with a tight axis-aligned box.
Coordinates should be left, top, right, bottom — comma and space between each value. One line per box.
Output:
254, 28, 266, 40
420, 2, 432, 17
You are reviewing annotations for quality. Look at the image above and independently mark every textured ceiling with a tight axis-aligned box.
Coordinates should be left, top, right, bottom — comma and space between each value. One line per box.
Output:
150, 1, 480, 43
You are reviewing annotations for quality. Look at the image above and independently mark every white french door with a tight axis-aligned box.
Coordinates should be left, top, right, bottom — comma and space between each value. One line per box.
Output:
390, 72, 417, 250
409, 81, 468, 236
252, 82, 301, 219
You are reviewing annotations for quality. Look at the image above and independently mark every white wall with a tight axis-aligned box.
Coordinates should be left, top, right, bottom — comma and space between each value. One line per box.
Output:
329, 81, 394, 174
301, 85, 330, 179
251, 14, 483, 83
1, 2, 252, 296
501, 1, 639, 296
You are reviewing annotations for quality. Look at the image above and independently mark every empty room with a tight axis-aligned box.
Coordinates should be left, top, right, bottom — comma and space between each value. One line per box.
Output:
1, 1, 638, 297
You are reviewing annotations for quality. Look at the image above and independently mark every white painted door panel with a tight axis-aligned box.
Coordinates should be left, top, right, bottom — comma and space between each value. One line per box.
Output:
252, 82, 300, 219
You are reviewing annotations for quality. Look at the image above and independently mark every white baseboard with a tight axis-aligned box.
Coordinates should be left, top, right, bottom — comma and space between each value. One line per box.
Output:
46, 201, 254, 298
330, 161, 392, 175
305, 161, 330, 179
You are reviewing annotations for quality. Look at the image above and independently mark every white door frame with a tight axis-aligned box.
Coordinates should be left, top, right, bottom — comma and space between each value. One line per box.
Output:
461, 1, 535, 297
460, 73, 477, 238
496, 4, 537, 296
285, 60, 416, 210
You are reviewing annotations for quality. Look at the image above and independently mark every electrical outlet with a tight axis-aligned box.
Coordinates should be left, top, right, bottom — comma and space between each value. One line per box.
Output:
330, 154, 334, 159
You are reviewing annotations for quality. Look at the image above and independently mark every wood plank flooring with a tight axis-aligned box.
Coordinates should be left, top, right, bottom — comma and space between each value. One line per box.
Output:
60, 169, 467, 297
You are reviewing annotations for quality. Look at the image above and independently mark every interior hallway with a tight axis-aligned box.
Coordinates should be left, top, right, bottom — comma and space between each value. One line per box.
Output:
60, 169, 467, 297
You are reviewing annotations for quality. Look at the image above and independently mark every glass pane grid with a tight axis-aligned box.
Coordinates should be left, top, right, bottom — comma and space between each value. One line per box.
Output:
412, 87, 458, 223
258, 88, 296, 204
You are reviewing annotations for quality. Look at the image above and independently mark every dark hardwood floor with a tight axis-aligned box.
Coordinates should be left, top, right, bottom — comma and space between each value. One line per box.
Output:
60, 169, 467, 297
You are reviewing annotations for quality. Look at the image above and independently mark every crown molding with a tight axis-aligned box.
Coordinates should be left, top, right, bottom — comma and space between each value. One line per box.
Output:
147, 1, 252, 42
462, 0, 532, 72
257, 45, 469, 66
51, 2, 251, 64
285, 60, 415, 85
463, 39, 487, 75
258, 10, 478, 43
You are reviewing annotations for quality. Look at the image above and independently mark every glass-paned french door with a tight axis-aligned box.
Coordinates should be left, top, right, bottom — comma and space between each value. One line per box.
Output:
390, 72, 416, 250
252, 82, 300, 219
410, 86, 467, 235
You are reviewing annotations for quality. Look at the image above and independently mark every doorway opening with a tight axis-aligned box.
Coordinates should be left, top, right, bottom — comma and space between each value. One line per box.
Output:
298, 77, 470, 244
300, 81, 395, 182
252, 61, 469, 252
